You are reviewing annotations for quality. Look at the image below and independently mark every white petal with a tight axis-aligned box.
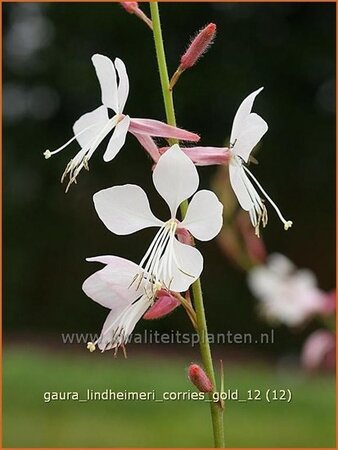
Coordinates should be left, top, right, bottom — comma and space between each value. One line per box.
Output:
97, 309, 123, 351
115, 58, 129, 113
97, 310, 119, 350
82, 256, 141, 309
229, 162, 254, 211
232, 113, 268, 163
97, 295, 150, 351
73, 106, 109, 149
92, 54, 119, 113
181, 190, 223, 241
93, 184, 163, 235
86, 255, 138, 270
153, 144, 199, 217
103, 115, 130, 162
230, 87, 264, 145
120, 296, 150, 337
169, 239, 203, 292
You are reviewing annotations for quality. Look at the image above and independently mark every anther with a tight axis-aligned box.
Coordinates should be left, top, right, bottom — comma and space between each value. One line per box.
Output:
87, 342, 96, 352
284, 220, 293, 231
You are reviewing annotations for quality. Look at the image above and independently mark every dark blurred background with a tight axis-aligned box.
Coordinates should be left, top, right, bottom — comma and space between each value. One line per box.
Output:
3, 3, 336, 447
3, 1, 335, 351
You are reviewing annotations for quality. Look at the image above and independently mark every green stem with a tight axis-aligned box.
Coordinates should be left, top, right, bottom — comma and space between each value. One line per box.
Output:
150, 3, 225, 447
149, 2, 176, 129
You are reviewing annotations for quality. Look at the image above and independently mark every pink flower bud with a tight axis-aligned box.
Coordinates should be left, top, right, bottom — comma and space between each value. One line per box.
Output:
180, 23, 216, 70
188, 363, 213, 393
120, 2, 153, 30
143, 289, 180, 320
176, 227, 193, 246
120, 2, 138, 14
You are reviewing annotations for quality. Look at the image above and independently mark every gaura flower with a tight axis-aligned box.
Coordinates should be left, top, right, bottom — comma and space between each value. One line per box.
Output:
248, 253, 326, 327
43, 54, 199, 191
228, 88, 292, 236
93, 144, 223, 293
160, 90, 292, 236
83, 255, 158, 353
168, 88, 293, 236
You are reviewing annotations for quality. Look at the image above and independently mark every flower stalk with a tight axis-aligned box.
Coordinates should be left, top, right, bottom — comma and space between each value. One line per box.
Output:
150, 2, 225, 447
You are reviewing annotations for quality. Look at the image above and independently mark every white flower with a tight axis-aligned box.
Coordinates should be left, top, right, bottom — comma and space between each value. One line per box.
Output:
93, 144, 223, 293
44, 54, 199, 191
83, 255, 156, 353
248, 253, 326, 326
228, 88, 292, 236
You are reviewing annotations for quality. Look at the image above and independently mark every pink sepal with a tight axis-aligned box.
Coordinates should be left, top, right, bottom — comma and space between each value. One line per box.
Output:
143, 289, 180, 320
301, 330, 336, 371
160, 146, 230, 166
129, 118, 200, 142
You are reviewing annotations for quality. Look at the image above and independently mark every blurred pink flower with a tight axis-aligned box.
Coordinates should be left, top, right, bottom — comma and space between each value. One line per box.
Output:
301, 330, 335, 371
321, 289, 336, 315
248, 253, 327, 326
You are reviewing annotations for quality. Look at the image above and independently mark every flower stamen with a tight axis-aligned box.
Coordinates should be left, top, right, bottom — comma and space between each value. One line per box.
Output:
243, 165, 293, 231
43, 124, 98, 160
89, 295, 152, 354
52, 116, 120, 192
134, 220, 180, 290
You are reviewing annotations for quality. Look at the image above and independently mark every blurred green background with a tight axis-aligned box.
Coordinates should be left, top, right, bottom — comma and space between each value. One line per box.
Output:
3, 348, 335, 447
3, 2, 335, 448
